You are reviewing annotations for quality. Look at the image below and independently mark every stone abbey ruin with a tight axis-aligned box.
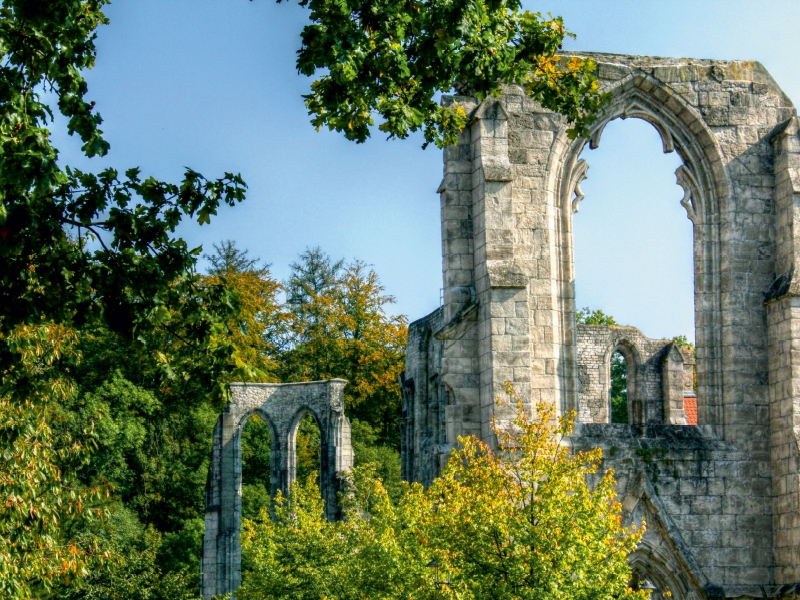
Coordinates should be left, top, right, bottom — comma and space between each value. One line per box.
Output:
202, 380, 353, 598
203, 53, 800, 599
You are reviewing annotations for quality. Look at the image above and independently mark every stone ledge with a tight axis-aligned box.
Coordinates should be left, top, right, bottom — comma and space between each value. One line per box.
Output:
572, 423, 730, 453
433, 301, 478, 341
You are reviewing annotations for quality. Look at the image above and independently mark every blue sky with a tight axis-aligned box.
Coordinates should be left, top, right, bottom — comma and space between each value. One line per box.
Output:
52, 1, 800, 342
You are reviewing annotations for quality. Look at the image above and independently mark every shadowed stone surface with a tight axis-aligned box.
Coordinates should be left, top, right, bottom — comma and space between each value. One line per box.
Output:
402, 53, 800, 598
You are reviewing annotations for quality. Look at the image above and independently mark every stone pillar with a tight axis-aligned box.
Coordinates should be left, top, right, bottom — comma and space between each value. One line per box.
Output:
432, 96, 481, 452
469, 98, 532, 441
282, 418, 297, 499
270, 419, 286, 504
768, 116, 800, 583
323, 409, 353, 520
201, 412, 240, 598
200, 418, 221, 596
437, 96, 482, 450
440, 96, 478, 323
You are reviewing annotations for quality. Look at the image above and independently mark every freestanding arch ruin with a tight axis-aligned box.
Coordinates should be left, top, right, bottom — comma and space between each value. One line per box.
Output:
402, 53, 800, 597
201, 379, 353, 600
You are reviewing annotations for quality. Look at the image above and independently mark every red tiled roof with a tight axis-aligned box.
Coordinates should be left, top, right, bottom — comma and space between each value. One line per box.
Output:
684, 396, 698, 426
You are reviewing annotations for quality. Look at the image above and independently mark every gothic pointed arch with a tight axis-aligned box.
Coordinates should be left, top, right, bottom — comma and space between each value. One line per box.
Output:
201, 380, 352, 600
551, 66, 729, 434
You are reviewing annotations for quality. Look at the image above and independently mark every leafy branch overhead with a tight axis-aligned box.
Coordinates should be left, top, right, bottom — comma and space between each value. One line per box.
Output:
291, 0, 608, 146
0, 1, 249, 398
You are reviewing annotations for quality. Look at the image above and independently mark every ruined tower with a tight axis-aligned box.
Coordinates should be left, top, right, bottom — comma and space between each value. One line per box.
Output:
401, 53, 800, 597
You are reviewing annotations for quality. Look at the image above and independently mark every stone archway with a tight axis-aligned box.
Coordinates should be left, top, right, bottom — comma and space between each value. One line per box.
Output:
200, 379, 353, 600
607, 339, 640, 426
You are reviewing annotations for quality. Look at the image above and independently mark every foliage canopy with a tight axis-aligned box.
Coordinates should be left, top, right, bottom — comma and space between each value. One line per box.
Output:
575, 307, 617, 326
282, 249, 408, 443
293, 0, 607, 146
0, 325, 108, 598
238, 387, 645, 600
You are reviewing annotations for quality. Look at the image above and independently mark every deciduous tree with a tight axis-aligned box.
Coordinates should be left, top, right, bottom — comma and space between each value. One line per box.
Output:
0, 324, 108, 598
293, 0, 607, 146
0, 0, 247, 402
423, 385, 644, 599
282, 250, 407, 445
576, 307, 617, 326
238, 387, 646, 600
202, 241, 287, 383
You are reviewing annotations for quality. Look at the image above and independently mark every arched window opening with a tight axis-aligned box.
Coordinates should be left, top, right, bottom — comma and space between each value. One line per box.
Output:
573, 118, 694, 345
241, 413, 272, 521
295, 412, 321, 485
610, 351, 628, 424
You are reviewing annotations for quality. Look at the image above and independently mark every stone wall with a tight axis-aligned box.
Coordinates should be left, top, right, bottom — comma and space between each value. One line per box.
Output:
401, 307, 446, 487
402, 53, 800, 597
573, 424, 772, 598
575, 324, 695, 425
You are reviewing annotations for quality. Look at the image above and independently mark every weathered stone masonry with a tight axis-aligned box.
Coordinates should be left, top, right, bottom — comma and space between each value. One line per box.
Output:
575, 325, 695, 426
402, 53, 800, 597
201, 380, 353, 600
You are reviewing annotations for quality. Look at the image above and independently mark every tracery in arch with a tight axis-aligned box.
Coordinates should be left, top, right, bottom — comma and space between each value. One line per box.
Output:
571, 84, 717, 228
568, 158, 589, 214
589, 100, 676, 154
675, 164, 701, 225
